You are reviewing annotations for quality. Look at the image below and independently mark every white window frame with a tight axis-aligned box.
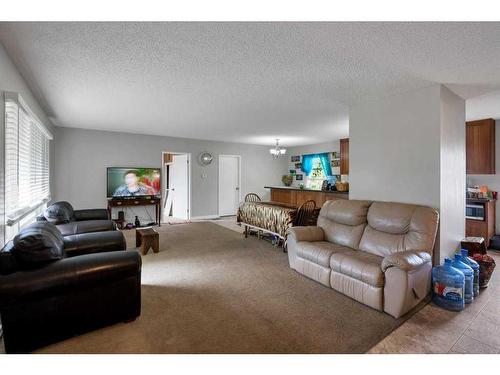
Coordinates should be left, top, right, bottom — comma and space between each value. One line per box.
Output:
4, 92, 53, 228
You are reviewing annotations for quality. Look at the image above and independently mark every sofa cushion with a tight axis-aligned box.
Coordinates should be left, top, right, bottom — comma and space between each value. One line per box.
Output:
359, 202, 439, 257
296, 241, 352, 268
63, 230, 126, 257
56, 220, 117, 236
330, 271, 384, 310
293, 257, 332, 287
43, 201, 74, 224
330, 250, 384, 287
319, 199, 372, 226
317, 200, 372, 250
12, 222, 65, 265
366, 202, 416, 234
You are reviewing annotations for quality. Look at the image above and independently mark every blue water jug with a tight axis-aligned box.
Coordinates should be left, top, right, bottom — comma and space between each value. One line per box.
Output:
451, 253, 474, 304
432, 257, 465, 311
461, 249, 480, 297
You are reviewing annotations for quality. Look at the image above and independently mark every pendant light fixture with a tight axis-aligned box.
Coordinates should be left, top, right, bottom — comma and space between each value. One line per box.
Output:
269, 139, 286, 158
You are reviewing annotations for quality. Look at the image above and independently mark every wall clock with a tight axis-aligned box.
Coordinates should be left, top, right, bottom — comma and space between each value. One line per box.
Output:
198, 151, 213, 166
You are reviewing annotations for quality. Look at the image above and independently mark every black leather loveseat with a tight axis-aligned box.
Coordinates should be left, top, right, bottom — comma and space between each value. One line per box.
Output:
37, 201, 116, 236
0, 221, 141, 353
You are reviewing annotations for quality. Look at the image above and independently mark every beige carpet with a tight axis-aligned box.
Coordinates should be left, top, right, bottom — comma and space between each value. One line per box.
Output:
36, 222, 416, 353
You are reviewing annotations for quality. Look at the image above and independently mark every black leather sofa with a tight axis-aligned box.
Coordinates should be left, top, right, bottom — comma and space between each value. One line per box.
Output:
0, 221, 141, 353
37, 201, 116, 236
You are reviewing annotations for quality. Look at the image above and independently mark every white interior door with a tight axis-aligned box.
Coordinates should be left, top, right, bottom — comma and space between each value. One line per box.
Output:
219, 155, 240, 216
169, 154, 189, 220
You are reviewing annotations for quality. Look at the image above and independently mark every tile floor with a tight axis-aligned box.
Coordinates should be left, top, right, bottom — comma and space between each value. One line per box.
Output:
369, 264, 500, 354
205, 216, 245, 233
1, 216, 499, 354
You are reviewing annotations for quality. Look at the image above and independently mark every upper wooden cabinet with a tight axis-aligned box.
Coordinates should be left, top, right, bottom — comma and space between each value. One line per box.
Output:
340, 138, 349, 175
466, 119, 495, 174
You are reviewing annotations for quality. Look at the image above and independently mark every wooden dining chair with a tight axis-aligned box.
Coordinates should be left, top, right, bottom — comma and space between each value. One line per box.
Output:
283, 200, 317, 254
295, 200, 316, 227
243, 193, 261, 237
244, 193, 261, 202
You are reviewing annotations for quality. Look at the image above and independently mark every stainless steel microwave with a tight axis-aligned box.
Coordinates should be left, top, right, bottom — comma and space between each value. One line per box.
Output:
466, 204, 485, 221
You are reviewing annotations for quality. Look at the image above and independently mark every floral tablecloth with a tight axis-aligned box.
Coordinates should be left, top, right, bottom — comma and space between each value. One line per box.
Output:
237, 201, 297, 238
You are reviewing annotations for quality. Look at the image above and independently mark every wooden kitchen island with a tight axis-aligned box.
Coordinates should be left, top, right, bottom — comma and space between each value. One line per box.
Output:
265, 186, 348, 207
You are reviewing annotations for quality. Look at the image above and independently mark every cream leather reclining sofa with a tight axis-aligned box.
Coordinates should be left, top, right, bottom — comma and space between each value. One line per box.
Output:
287, 200, 439, 318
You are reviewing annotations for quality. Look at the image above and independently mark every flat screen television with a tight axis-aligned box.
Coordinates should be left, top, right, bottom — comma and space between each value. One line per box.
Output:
107, 167, 161, 199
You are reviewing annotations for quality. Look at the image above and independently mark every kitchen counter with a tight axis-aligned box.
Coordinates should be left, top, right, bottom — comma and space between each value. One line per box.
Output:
264, 185, 349, 194
466, 197, 495, 203
265, 186, 348, 207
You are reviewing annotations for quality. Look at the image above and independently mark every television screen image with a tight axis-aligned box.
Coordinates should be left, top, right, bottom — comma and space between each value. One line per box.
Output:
107, 167, 161, 198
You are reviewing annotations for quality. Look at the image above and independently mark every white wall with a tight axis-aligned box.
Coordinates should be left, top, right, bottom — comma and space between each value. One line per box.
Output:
439, 85, 466, 262
0, 43, 55, 247
467, 120, 500, 233
287, 140, 341, 157
53, 127, 286, 221
350, 84, 465, 262
350, 85, 442, 207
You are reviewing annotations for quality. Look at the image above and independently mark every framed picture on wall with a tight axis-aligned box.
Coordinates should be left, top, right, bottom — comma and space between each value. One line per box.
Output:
332, 151, 340, 159
291, 155, 300, 162
294, 162, 302, 170
331, 159, 340, 167
295, 174, 303, 181
289, 169, 296, 175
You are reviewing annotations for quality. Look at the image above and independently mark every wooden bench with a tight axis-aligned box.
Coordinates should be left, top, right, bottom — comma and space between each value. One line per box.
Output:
136, 227, 159, 255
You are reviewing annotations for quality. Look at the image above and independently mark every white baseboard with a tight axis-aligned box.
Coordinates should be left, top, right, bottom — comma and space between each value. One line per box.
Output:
191, 215, 221, 220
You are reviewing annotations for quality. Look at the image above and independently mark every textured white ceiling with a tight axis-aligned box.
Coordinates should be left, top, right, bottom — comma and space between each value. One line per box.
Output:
1, 22, 500, 146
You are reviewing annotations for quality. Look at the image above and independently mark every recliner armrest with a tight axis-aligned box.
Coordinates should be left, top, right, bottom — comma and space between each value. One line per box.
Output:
73, 208, 109, 221
381, 250, 431, 272
287, 226, 324, 242
0, 251, 141, 308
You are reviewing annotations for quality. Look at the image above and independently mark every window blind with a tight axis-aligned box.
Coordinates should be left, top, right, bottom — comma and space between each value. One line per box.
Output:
4, 92, 53, 226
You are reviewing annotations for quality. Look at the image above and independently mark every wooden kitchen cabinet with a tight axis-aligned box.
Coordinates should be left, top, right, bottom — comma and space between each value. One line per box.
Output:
340, 138, 349, 175
267, 186, 348, 208
466, 119, 495, 174
466, 200, 496, 248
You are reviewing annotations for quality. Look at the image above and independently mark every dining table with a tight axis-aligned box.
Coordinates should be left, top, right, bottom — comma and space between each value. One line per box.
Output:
237, 200, 299, 243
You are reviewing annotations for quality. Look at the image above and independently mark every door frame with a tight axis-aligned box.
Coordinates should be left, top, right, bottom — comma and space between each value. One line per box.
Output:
218, 154, 242, 217
161, 151, 192, 221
